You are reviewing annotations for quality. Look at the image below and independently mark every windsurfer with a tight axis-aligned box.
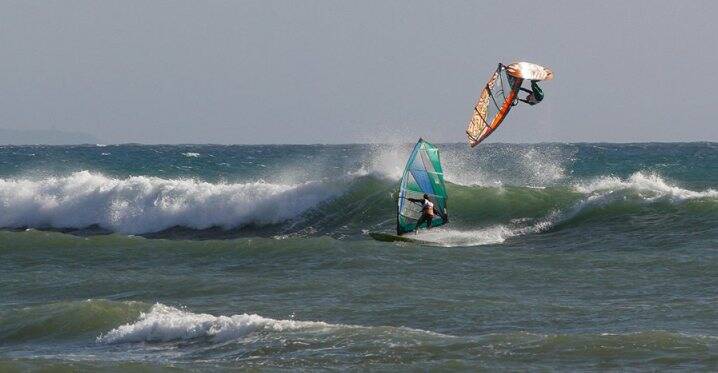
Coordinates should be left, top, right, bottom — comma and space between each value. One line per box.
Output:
407, 194, 435, 232
519, 80, 544, 106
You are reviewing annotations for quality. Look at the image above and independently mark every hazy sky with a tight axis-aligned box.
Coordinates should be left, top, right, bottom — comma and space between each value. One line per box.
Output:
1, 1, 716, 144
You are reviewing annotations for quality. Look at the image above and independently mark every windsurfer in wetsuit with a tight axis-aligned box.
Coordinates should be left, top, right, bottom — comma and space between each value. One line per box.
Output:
407, 193, 436, 233
519, 80, 544, 106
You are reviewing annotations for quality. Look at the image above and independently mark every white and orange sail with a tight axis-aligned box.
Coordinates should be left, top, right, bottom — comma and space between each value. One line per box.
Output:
466, 62, 553, 147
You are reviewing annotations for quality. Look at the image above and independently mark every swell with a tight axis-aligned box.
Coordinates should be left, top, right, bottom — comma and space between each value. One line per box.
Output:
0, 170, 715, 241
0, 300, 446, 345
308, 171, 717, 246
0, 299, 147, 343
1, 301, 715, 369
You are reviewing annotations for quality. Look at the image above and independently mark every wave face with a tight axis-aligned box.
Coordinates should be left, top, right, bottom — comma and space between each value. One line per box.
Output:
0, 143, 716, 242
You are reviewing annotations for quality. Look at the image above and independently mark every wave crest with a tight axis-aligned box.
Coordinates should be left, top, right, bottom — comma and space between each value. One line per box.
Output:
0, 171, 345, 234
97, 303, 446, 344
0, 170, 714, 239
97, 304, 337, 344
575, 172, 718, 201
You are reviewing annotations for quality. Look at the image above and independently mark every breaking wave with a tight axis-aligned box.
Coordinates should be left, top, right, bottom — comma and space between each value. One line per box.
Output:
575, 171, 718, 200
97, 303, 445, 344
0, 171, 346, 234
0, 170, 714, 241
407, 171, 717, 247
2, 300, 714, 367
98, 303, 339, 344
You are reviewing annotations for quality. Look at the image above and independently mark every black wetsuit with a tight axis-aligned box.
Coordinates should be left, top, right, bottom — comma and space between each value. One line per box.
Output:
530, 80, 544, 101
520, 80, 544, 105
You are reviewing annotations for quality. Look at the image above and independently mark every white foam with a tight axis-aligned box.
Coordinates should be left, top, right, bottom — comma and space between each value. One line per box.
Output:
97, 304, 337, 344
575, 172, 718, 201
412, 221, 560, 247
98, 303, 449, 344
0, 171, 345, 234
182, 152, 200, 158
415, 226, 517, 247
412, 201, 591, 248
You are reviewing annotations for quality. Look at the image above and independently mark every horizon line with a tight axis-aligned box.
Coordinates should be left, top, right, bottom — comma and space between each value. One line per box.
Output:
1, 141, 716, 147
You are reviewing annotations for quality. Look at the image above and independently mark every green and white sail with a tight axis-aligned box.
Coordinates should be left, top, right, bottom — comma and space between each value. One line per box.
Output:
397, 139, 448, 235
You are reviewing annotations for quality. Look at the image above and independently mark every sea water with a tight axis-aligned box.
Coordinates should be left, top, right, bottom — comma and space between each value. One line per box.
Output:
0, 143, 716, 370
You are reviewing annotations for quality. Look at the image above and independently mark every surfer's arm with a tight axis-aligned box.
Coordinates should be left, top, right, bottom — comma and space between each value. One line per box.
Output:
406, 197, 422, 203
520, 87, 533, 94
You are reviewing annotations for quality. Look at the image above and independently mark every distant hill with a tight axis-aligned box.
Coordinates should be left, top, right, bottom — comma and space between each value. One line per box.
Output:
0, 128, 101, 145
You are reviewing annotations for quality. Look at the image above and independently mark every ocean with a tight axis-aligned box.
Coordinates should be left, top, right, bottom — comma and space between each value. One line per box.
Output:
0, 142, 716, 371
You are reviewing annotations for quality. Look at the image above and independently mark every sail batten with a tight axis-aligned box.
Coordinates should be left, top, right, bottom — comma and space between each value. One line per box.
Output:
466, 64, 522, 147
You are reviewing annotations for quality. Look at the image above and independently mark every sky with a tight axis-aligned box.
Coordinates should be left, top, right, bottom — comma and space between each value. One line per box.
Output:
1, 0, 717, 144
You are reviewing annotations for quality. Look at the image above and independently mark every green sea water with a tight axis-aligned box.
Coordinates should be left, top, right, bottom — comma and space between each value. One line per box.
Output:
0, 143, 716, 371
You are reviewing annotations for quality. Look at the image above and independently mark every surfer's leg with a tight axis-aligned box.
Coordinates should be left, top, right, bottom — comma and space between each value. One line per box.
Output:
531, 80, 544, 101
415, 215, 427, 232
426, 216, 433, 229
